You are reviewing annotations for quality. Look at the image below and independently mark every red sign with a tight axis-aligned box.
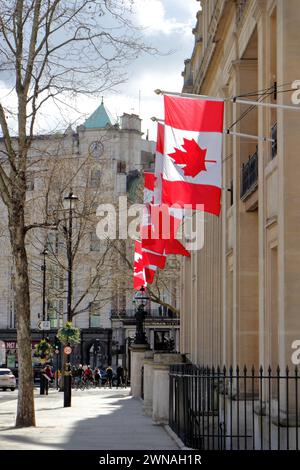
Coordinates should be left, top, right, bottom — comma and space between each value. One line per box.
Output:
64, 346, 72, 355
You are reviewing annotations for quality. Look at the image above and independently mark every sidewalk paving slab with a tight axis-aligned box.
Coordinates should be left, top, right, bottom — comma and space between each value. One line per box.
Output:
0, 388, 179, 450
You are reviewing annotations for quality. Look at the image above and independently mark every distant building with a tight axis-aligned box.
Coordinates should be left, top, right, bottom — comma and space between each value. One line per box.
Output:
0, 99, 155, 368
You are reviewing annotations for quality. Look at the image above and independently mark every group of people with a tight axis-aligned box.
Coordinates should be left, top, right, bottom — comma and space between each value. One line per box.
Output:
71, 364, 127, 388
40, 363, 127, 392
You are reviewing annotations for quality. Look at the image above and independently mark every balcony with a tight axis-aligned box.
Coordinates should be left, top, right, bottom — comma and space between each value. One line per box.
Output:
110, 308, 178, 321
271, 122, 277, 159
240, 148, 258, 199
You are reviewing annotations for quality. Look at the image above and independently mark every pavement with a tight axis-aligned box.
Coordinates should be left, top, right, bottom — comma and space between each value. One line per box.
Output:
0, 387, 179, 450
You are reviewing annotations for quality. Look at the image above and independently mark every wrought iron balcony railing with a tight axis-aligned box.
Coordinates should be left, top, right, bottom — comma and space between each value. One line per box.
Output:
271, 122, 277, 159
241, 148, 258, 198
110, 308, 178, 320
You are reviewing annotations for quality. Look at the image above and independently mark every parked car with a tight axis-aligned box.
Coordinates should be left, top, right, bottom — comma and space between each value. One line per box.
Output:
0, 368, 16, 391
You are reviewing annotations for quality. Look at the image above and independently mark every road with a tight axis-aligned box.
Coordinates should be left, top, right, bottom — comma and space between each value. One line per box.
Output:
0, 386, 43, 404
0, 388, 18, 404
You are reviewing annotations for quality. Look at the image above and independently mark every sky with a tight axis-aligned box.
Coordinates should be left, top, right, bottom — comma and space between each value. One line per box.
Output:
0, 0, 199, 141
75, 0, 199, 141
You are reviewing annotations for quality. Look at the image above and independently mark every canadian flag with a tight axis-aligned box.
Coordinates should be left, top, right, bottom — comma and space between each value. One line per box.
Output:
133, 240, 160, 289
133, 240, 146, 289
144, 172, 155, 204
141, 204, 190, 256
137, 171, 167, 287
141, 122, 189, 257
162, 95, 224, 216
153, 123, 164, 205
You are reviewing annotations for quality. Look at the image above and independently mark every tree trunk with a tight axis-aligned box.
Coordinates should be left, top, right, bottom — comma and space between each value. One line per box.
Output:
9, 205, 35, 427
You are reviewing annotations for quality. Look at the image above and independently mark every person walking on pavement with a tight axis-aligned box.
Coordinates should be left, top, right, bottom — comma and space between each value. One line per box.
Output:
43, 364, 53, 395
116, 365, 124, 388
94, 367, 101, 387
105, 365, 113, 388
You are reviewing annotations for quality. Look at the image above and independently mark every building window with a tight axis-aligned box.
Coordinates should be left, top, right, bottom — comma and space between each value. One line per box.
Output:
59, 270, 64, 290
271, 122, 277, 159
90, 169, 101, 188
117, 161, 126, 173
59, 300, 64, 314
154, 331, 175, 351
26, 172, 34, 191
46, 232, 58, 255
47, 302, 58, 328
90, 232, 101, 251
89, 301, 101, 327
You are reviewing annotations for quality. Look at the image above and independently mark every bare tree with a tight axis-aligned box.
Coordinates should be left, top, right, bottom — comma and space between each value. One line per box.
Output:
0, 0, 154, 427
27, 141, 115, 322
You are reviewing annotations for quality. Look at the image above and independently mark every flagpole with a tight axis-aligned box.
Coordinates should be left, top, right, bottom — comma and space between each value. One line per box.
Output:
154, 89, 300, 112
225, 130, 274, 143
151, 116, 274, 143
155, 89, 224, 103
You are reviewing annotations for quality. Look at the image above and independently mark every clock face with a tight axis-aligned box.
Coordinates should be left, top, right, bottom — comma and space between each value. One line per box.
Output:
89, 141, 104, 158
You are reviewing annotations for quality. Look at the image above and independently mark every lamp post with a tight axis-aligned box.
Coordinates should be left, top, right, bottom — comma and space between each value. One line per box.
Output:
39, 247, 48, 396
133, 286, 149, 345
63, 191, 78, 408
41, 248, 49, 340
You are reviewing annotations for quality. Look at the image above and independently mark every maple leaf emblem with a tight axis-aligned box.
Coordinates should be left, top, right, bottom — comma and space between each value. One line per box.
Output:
134, 257, 144, 273
168, 138, 216, 177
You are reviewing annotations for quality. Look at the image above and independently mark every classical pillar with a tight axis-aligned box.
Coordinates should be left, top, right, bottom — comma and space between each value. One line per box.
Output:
130, 344, 148, 398
143, 350, 154, 416
152, 353, 184, 425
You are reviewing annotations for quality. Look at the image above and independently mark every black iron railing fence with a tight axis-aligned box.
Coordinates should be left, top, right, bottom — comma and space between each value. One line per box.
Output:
110, 308, 178, 320
271, 122, 277, 159
240, 148, 258, 198
169, 364, 300, 450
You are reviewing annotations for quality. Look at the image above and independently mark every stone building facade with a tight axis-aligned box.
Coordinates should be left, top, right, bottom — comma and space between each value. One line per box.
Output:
180, 0, 300, 371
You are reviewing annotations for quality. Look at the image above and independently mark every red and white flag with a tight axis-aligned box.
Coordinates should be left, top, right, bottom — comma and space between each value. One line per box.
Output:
133, 240, 146, 289
133, 240, 161, 288
154, 123, 164, 205
162, 95, 224, 216
141, 204, 190, 257
144, 172, 155, 204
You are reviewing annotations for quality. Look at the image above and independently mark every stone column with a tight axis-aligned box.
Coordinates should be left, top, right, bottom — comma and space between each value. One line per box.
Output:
143, 351, 154, 416
152, 353, 184, 425
130, 344, 148, 398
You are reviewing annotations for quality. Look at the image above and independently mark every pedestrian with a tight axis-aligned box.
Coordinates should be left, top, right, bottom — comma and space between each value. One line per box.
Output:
116, 365, 124, 388
123, 367, 128, 387
43, 364, 53, 395
94, 368, 101, 387
105, 365, 113, 388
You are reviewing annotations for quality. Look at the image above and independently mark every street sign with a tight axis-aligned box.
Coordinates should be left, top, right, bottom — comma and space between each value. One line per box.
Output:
37, 321, 51, 331
64, 346, 72, 355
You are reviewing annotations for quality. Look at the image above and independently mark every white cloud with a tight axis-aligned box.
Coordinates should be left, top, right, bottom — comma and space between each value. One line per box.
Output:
0, 1, 200, 142
132, 0, 195, 36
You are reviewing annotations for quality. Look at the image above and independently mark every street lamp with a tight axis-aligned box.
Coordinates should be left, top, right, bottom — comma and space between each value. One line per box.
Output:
40, 247, 49, 396
63, 191, 79, 408
41, 247, 49, 340
133, 286, 149, 345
